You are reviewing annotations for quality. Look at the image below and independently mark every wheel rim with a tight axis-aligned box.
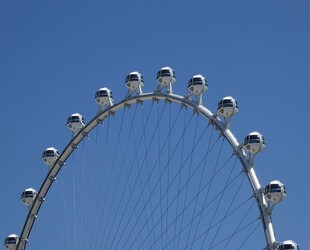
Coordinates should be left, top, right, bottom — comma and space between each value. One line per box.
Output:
17, 92, 274, 250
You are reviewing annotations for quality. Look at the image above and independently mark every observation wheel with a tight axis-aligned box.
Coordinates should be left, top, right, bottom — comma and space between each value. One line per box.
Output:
5, 67, 298, 250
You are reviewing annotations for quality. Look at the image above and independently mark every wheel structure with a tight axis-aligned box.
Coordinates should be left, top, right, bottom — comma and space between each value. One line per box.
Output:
7, 67, 297, 250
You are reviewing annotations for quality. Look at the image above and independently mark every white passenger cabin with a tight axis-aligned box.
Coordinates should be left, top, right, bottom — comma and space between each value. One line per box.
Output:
156, 66, 176, 94
187, 74, 208, 105
4, 234, 18, 250
41, 147, 59, 166
217, 96, 239, 118
21, 188, 37, 207
243, 131, 265, 154
265, 180, 287, 204
95, 87, 114, 107
125, 72, 144, 96
66, 113, 85, 134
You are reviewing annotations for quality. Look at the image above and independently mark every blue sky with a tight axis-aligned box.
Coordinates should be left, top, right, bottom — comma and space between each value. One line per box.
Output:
0, 0, 309, 249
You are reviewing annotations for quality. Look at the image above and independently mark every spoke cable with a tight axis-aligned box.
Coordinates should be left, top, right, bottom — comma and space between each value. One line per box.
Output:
100, 107, 141, 249
208, 165, 246, 249
121, 108, 199, 249
149, 171, 246, 250
178, 113, 200, 249
115, 102, 183, 249
181, 196, 254, 250
186, 124, 214, 250
95, 108, 127, 248
199, 138, 230, 249
108, 104, 149, 249
166, 102, 172, 248
111, 101, 170, 249
132, 130, 225, 249
223, 199, 257, 249
134, 151, 236, 249
172, 107, 188, 250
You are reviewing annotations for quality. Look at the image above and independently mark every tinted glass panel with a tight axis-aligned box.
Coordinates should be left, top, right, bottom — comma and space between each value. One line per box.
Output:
249, 135, 259, 140
244, 136, 251, 143
158, 69, 171, 77
129, 76, 139, 80
217, 101, 222, 109
97, 91, 108, 97
284, 244, 294, 249
23, 191, 34, 197
223, 103, 233, 107
5, 237, 17, 244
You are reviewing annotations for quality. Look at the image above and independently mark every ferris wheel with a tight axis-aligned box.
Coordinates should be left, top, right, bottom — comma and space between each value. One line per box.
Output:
5, 67, 298, 250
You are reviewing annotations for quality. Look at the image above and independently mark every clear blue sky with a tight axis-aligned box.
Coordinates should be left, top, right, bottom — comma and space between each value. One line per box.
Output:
0, 0, 309, 249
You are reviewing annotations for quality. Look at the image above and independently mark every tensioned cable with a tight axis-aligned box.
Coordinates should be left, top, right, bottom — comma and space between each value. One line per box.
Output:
200, 145, 236, 249
128, 125, 222, 249
99, 101, 162, 249
113, 103, 153, 249
80, 140, 85, 249
174, 134, 223, 249
105, 101, 156, 249
157, 102, 164, 249
44, 171, 64, 247
89, 118, 111, 249
71, 150, 77, 250
172, 107, 188, 250
70, 141, 90, 249
128, 104, 154, 249
238, 219, 261, 249
94, 107, 127, 248
132, 140, 234, 249
186, 124, 214, 250
180, 195, 254, 250
177, 128, 221, 250
120, 108, 198, 249
109, 101, 170, 249
195, 210, 260, 250
188, 123, 214, 250
60, 167, 71, 249
90, 108, 132, 248
208, 165, 246, 249
139, 103, 158, 247
35, 217, 70, 249
223, 198, 256, 249
191, 136, 225, 249
190, 213, 260, 250
99, 107, 137, 248
147, 171, 246, 250
165, 102, 172, 248
112, 102, 180, 249
89, 117, 113, 249
99, 106, 140, 249
177, 113, 199, 249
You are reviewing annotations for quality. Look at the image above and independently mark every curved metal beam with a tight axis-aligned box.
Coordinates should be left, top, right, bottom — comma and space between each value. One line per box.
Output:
17, 92, 276, 250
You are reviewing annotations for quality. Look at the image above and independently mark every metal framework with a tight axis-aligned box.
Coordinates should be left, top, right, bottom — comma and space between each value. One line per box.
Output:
17, 92, 276, 250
